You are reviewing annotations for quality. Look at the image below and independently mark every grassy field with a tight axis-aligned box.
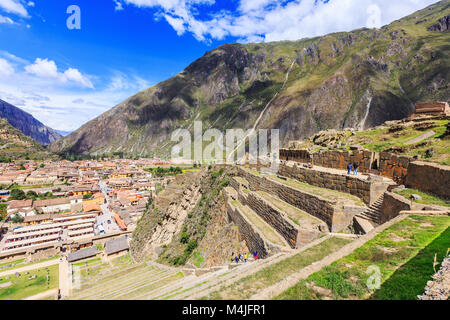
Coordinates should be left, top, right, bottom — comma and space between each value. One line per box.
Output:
276, 215, 450, 300
0, 264, 59, 300
0, 256, 59, 273
204, 237, 352, 300
394, 188, 450, 207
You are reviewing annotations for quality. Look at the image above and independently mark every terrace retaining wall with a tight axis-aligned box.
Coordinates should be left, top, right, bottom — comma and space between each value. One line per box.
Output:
277, 162, 391, 205
237, 168, 353, 232
405, 161, 450, 200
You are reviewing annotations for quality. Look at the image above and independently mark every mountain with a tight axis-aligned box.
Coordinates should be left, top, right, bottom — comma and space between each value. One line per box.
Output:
0, 118, 50, 160
50, 1, 450, 158
0, 99, 62, 146
56, 130, 72, 137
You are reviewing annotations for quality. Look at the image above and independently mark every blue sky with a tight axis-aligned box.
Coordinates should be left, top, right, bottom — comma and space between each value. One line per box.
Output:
0, 0, 439, 131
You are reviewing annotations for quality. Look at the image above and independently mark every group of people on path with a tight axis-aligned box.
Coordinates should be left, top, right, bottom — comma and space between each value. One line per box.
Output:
232, 251, 258, 264
347, 162, 359, 175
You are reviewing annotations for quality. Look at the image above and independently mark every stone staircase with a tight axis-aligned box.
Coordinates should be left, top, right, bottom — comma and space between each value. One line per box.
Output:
355, 195, 384, 228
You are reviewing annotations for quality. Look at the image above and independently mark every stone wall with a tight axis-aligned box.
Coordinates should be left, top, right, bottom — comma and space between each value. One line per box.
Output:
225, 197, 269, 259
378, 152, 411, 184
277, 162, 390, 205
405, 161, 450, 200
280, 148, 413, 184
237, 168, 352, 232
379, 192, 411, 224
280, 149, 376, 173
244, 192, 299, 248
230, 177, 325, 247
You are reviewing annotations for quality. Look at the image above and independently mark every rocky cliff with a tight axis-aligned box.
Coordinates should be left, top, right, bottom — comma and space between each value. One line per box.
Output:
131, 167, 246, 267
50, 1, 450, 157
0, 99, 61, 145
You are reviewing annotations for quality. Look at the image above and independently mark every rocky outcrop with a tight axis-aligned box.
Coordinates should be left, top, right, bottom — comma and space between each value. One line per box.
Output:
419, 255, 450, 300
0, 99, 61, 145
131, 172, 204, 261
428, 15, 450, 32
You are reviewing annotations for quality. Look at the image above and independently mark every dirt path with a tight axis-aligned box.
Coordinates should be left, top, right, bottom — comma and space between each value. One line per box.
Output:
405, 130, 435, 145
251, 214, 409, 299
23, 288, 58, 300
0, 259, 59, 277
59, 258, 70, 298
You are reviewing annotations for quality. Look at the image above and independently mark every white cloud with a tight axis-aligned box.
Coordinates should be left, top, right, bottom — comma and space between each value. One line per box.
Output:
118, 0, 439, 42
0, 0, 29, 17
0, 52, 152, 131
27, 1, 34, 7
0, 58, 14, 76
114, 0, 123, 11
0, 13, 13, 24
25, 58, 94, 88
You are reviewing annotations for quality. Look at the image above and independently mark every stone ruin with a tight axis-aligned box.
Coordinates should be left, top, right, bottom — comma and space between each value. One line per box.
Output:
409, 101, 450, 119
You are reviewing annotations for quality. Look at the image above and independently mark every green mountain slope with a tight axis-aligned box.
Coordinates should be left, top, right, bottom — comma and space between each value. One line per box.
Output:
49, 0, 450, 158
0, 118, 50, 160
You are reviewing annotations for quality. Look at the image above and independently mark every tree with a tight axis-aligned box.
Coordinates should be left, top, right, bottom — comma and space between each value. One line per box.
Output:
10, 214, 24, 223
83, 192, 93, 200
26, 190, 38, 199
10, 189, 26, 200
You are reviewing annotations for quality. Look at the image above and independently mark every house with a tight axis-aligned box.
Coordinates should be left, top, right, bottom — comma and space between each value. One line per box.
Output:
105, 236, 129, 257
33, 196, 82, 213
83, 204, 102, 214
114, 213, 127, 231
7, 199, 33, 215
82, 192, 105, 206
67, 247, 98, 263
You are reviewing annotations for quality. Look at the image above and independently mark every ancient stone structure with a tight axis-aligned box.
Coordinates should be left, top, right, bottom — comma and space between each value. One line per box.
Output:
410, 101, 450, 118
405, 161, 450, 200
378, 152, 411, 184
379, 192, 412, 224
277, 162, 392, 205
237, 168, 354, 232
224, 191, 272, 259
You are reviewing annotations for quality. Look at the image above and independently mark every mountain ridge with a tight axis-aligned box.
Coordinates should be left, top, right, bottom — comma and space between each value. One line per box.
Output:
0, 99, 62, 146
50, 0, 450, 158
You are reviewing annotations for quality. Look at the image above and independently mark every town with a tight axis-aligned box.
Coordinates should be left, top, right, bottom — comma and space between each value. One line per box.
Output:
0, 159, 192, 264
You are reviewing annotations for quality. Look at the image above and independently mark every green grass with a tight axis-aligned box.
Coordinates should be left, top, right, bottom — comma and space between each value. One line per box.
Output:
73, 257, 101, 267
0, 264, 59, 300
394, 188, 450, 207
371, 227, 449, 300
10, 184, 54, 190
276, 215, 450, 300
191, 251, 204, 268
0, 258, 25, 268
0, 256, 59, 273
204, 237, 352, 300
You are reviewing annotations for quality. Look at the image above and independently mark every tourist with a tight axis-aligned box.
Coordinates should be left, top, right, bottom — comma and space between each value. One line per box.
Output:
235, 256, 239, 264
244, 254, 248, 263
253, 251, 258, 260
347, 163, 352, 175
353, 162, 359, 175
